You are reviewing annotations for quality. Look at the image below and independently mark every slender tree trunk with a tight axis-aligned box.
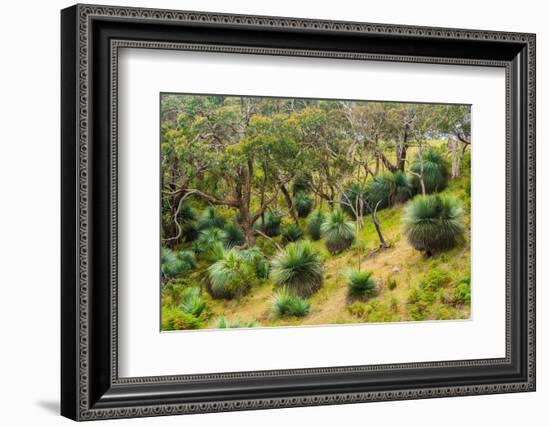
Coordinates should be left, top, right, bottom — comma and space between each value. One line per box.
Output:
449, 136, 461, 178
280, 183, 299, 224
396, 127, 409, 171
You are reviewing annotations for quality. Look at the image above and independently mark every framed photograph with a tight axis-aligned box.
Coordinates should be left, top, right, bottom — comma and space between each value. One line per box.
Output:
61, 4, 536, 421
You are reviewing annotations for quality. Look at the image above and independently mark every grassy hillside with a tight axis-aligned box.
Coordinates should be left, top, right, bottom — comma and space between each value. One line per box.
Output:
192, 171, 471, 329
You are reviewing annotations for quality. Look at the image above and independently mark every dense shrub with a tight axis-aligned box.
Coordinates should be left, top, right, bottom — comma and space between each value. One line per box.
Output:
216, 316, 257, 328
387, 277, 397, 290
321, 209, 356, 254
306, 209, 325, 240
346, 270, 377, 299
409, 148, 449, 194
197, 206, 226, 230
180, 287, 207, 317
282, 224, 303, 243
272, 290, 311, 317
257, 209, 282, 237
365, 173, 393, 210
402, 194, 464, 254
347, 300, 400, 323
222, 222, 246, 247
271, 241, 324, 297
161, 306, 203, 330
162, 280, 190, 306
161, 248, 196, 278
241, 247, 269, 279
207, 249, 258, 299
451, 276, 471, 306
294, 191, 312, 218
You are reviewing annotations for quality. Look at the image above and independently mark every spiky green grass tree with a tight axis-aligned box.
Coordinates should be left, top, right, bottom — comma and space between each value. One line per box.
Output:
306, 209, 325, 240
161, 248, 196, 278
410, 148, 449, 194
403, 194, 464, 255
321, 209, 356, 254
257, 209, 282, 237
282, 224, 303, 243
346, 270, 377, 299
294, 191, 312, 218
222, 222, 246, 247
207, 249, 259, 299
271, 241, 324, 297
197, 206, 226, 230
272, 289, 311, 317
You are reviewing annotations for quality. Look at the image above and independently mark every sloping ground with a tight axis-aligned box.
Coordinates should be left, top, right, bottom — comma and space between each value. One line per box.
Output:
204, 176, 471, 328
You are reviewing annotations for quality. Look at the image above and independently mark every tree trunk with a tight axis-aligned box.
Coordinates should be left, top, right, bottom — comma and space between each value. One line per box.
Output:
280, 183, 299, 224
448, 136, 461, 178
395, 129, 409, 172
242, 220, 256, 247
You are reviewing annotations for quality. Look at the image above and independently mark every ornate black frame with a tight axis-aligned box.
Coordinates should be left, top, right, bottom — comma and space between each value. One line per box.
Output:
61, 3, 536, 421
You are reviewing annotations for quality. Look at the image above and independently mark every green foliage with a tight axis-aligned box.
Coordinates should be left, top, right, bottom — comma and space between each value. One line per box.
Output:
207, 249, 259, 299
178, 203, 196, 222
222, 222, 246, 247
403, 194, 464, 254
410, 148, 449, 194
387, 277, 397, 290
180, 287, 207, 317
306, 209, 325, 240
258, 209, 282, 237
321, 209, 356, 254
346, 270, 377, 298
291, 173, 311, 195
162, 280, 190, 306
282, 224, 303, 243
216, 316, 257, 329
161, 248, 196, 278
419, 268, 452, 292
451, 276, 471, 306
347, 300, 400, 322
161, 306, 203, 330
340, 182, 368, 219
366, 171, 413, 209
197, 207, 226, 230
272, 290, 311, 317
271, 241, 324, 297
192, 227, 225, 256
406, 269, 454, 321
240, 247, 269, 279
392, 170, 413, 204
294, 191, 312, 218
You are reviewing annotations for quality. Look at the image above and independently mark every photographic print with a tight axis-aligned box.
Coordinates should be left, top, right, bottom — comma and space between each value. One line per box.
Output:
160, 94, 471, 331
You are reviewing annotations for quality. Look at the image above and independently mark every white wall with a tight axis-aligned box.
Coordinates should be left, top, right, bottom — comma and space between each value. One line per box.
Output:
0, 0, 546, 424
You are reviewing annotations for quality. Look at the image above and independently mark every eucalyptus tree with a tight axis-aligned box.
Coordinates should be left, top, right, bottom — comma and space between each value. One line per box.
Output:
161, 95, 306, 247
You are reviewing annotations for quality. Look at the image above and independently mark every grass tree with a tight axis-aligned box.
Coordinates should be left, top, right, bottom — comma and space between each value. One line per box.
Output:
272, 289, 311, 317
321, 208, 356, 254
306, 209, 325, 240
403, 194, 464, 255
221, 222, 246, 247
409, 148, 449, 195
207, 248, 258, 299
271, 241, 324, 297
161, 248, 196, 279
346, 270, 378, 299
282, 224, 303, 243
294, 191, 313, 218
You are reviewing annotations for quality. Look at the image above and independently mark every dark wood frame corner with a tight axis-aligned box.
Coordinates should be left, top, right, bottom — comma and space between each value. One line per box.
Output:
61, 3, 536, 421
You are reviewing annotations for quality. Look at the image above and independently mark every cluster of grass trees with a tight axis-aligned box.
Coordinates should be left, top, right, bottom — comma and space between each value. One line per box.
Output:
160, 94, 471, 330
